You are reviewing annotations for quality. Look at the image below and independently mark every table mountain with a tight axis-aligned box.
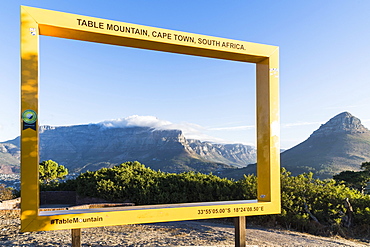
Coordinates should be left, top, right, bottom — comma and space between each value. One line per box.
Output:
0, 123, 256, 174
281, 112, 370, 178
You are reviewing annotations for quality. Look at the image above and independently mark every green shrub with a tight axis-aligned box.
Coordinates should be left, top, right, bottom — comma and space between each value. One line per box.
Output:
73, 161, 254, 205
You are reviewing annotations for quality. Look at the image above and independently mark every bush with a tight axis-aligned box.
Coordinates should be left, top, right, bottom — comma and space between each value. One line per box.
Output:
49, 162, 370, 238
252, 168, 370, 238
0, 184, 15, 201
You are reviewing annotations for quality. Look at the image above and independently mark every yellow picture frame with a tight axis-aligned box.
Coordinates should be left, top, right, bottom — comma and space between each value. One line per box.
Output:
21, 5, 280, 232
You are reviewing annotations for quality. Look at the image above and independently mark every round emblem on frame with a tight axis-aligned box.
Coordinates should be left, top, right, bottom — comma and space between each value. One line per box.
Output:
22, 109, 38, 124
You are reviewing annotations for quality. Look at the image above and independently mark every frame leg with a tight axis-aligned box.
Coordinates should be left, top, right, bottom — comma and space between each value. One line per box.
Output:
234, 216, 246, 247
72, 228, 81, 247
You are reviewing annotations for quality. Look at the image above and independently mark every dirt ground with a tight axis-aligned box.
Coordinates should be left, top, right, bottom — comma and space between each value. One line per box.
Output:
1, 215, 369, 246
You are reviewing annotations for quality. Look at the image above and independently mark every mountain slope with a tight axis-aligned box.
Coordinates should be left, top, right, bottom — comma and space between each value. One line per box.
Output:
281, 112, 370, 178
0, 143, 20, 173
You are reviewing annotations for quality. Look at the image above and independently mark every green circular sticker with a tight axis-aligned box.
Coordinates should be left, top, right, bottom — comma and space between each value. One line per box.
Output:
22, 109, 37, 124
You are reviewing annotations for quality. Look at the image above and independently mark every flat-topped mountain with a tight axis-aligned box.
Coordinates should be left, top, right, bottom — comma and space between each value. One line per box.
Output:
281, 112, 370, 178
0, 122, 256, 174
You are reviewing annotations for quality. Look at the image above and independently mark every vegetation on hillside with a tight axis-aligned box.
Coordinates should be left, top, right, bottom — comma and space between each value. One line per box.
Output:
46, 161, 370, 239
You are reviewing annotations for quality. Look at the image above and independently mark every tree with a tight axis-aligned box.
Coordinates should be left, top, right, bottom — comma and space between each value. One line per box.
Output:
39, 160, 68, 185
361, 161, 370, 172
333, 161, 370, 194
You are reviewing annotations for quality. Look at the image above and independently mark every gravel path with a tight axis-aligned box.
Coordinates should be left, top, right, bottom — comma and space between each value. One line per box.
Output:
1, 217, 369, 246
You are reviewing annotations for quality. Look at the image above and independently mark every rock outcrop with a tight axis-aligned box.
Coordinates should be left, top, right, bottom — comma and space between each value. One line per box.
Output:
311, 112, 368, 137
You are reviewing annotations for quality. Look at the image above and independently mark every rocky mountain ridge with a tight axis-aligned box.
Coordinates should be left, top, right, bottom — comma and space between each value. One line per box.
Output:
188, 140, 256, 167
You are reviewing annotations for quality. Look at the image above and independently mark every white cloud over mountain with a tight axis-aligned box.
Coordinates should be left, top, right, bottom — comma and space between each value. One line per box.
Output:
99, 115, 348, 147
99, 115, 225, 143
100, 115, 172, 129
208, 125, 255, 131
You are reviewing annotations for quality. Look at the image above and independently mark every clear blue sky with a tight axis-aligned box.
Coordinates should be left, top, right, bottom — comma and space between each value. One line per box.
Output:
1, 1, 370, 149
